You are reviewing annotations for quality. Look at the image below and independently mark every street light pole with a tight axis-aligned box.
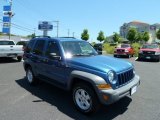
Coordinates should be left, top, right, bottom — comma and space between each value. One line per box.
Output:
53, 21, 59, 37
9, 0, 12, 40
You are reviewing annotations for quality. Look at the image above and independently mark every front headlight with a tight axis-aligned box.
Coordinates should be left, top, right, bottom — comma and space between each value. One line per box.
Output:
125, 49, 129, 52
108, 71, 117, 84
155, 51, 160, 55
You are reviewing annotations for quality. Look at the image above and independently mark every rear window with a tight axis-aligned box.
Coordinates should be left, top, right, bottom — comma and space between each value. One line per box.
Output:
0, 41, 15, 45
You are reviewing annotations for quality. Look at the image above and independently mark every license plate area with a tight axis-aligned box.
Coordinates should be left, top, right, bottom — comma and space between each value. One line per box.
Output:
146, 56, 151, 59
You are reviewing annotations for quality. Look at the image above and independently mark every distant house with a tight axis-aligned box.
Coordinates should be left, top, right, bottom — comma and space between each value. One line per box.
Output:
120, 21, 160, 43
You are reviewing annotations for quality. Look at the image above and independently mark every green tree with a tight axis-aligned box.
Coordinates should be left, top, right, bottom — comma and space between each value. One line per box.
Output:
103, 36, 109, 43
143, 32, 150, 43
97, 31, 105, 42
26, 33, 36, 38
156, 29, 160, 40
113, 32, 121, 43
136, 32, 143, 42
127, 28, 138, 43
81, 29, 89, 41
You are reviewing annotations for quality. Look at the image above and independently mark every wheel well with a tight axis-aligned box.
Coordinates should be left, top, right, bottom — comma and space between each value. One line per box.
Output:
24, 64, 31, 71
70, 78, 95, 92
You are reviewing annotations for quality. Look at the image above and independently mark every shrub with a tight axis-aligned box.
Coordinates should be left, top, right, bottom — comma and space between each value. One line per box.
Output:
103, 43, 116, 54
131, 43, 141, 57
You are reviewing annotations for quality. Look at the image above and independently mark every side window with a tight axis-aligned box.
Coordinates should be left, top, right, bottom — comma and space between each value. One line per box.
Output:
45, 41, 60, 57
33, 40, 45, 55
26, 40, 35, 53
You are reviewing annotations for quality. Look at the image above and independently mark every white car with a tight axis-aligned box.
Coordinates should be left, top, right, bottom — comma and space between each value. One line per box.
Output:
0, 39, 23, 61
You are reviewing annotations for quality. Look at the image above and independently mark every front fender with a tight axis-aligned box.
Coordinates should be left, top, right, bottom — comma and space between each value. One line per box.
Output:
67, 70, 107, 90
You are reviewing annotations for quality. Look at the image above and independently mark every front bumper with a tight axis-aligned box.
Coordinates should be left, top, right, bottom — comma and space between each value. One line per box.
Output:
0, 53, 23, 58
114, 52, 130, 56
138, 54, 160, 60
97, 75, 140, 105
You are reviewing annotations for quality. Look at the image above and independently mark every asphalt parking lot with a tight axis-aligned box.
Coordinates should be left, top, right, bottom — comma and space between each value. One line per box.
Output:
0, 57, 160, 120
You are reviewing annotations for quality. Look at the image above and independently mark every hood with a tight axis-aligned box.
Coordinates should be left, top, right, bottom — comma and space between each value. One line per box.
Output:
67, 55, 133, 73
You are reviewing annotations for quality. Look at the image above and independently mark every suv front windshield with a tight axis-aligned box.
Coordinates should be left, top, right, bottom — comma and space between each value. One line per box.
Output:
121, 44, 130, 48
61, 41, 98, 58
142, 44, 159, 49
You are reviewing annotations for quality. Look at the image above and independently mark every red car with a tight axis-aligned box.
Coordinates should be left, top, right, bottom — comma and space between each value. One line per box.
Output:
114, 44, 135, 58
138, 44, 160, 62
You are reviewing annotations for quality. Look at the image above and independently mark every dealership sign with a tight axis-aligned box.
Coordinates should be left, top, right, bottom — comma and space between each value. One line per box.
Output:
38, 21, 53, 31
2, 5, 11, 34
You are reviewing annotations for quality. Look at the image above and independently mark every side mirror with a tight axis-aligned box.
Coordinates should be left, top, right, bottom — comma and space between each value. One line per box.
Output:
49, 53, 61, 61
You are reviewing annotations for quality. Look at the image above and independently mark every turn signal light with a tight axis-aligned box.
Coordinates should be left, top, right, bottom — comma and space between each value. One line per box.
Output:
97, 84, 111, 90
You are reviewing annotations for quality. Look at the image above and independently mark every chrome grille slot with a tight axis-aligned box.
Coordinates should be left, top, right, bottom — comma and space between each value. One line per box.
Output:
117, 69, 134, 87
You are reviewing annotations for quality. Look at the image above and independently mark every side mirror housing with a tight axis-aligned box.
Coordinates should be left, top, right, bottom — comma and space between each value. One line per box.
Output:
49, 53, 61, 61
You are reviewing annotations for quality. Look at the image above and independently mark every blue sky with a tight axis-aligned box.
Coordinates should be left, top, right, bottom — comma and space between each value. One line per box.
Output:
0, 0, 160, 42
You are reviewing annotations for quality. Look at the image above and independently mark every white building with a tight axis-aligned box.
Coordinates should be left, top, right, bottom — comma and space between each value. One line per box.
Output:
120, 21, 160, 43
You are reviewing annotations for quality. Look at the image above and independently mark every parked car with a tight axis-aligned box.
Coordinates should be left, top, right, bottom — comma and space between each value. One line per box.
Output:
93, 43, 103, 54
114, 44, 135, 58
23, 37, 140, 114
138, 44, 160, 62
16, 40, 29, 48
0, 39, 23, 61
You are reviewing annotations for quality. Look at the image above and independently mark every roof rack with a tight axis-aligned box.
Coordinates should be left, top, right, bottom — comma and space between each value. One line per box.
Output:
33, 36, 51, 38
58, 37, 76, 39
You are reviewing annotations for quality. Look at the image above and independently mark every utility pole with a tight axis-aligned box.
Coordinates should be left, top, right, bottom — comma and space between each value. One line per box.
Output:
9, 0, 12, 40
73, 32, 75, 38
68, 29, 70, 37
53, 21, 59, 37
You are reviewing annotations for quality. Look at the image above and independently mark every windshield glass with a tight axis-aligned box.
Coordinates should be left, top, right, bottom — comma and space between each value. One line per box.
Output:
61, 41, 98, 58
142, 44, 159, 49
121, 44, 130, 48
0, 41, 15, 45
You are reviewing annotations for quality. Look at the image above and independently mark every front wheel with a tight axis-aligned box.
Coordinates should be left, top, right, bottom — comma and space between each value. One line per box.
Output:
72, 83, 100, 114
128, 54, 131, 58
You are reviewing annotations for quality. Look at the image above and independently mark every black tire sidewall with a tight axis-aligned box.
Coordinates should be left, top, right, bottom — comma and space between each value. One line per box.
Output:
72, 83, 99, 114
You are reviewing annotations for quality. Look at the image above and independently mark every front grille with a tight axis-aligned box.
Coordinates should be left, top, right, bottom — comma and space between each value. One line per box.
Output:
117, 69, 134, 87
117, 49, 125, 52
143, 51, 155, 55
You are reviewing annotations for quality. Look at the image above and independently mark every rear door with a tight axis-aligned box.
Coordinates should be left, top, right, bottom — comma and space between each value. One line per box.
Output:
31, 40, 46, 75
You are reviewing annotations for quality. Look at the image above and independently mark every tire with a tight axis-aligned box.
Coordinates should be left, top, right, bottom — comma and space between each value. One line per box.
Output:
17, 56, 22, 62
72, 83, 100, 114
26, 67, 37, 85
128, 54, 131, 58
114, 55, 117, 57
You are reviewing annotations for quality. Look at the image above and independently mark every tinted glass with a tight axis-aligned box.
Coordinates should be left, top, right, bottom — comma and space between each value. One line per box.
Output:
45, 41, 60, 57
0, 41, 15, 45
61, 41, 97, 57
26, 40, 35, 53
33, 40, 45, 55
142, 44, 159, 49
121, 44, 130, 48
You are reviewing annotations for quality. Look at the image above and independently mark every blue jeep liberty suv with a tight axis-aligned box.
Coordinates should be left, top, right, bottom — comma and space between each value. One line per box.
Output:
23, 37, 140, 114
